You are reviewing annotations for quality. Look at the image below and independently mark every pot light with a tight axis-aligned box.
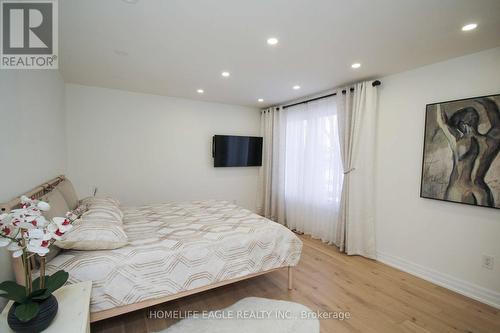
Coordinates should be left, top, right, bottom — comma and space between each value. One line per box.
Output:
221, 71, 230, 77
293, 85, 301, 90
197, 89, 204, 94
121, 0, 139, 4
461, 23, 477, 31
267, 37, 279, 45
258, 98, 264, 102
351, 63, 361, 69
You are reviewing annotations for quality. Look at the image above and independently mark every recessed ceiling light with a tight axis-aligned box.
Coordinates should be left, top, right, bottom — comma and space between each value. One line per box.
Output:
197, 89, 204, 94
461, 23, 478, 31
293, 85, 301, 90
267, 37, 278, 46
121, 0, 139, 4
221, 71, 230, 77
351, 63, 361, 69
258, 98, 264, 102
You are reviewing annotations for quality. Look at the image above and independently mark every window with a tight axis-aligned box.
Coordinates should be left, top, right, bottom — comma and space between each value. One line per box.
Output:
283, 97, 343, 242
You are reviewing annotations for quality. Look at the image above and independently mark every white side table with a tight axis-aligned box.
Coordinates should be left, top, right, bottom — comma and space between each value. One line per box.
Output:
0, 281, 92, 333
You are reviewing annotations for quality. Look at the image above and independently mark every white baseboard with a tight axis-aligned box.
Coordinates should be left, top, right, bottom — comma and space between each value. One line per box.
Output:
376, 251, 500, 309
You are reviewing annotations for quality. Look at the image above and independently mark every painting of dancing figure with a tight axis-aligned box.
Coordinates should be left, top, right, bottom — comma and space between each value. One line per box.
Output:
421, 94, 500, 209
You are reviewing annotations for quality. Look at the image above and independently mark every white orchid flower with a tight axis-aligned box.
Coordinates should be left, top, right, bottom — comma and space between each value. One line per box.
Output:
28, 228, 44, 239
22, 229, 50, 256
27, 244, 49, 255
37, 201, 50, 211
27, 238, 50, 256
20, 195, 33, 205
24, 215, 48, 228
52, 217, 73, 233
7, 206, 46, 229
9, 209, 26, 221
7, 242, 23, 258
17, 221, 36, 230
47, 217, 72, 240
1, 225, 14, 237
1, 195, 76, 258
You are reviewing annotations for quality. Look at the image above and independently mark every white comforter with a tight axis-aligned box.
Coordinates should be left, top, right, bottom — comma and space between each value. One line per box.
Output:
44, 200, 302, 313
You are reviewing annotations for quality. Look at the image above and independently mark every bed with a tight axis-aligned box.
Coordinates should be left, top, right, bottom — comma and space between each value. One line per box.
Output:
1, 176, 302, 322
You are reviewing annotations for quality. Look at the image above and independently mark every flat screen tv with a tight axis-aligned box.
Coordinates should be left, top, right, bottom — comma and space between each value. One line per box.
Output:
212, 135, 263, 167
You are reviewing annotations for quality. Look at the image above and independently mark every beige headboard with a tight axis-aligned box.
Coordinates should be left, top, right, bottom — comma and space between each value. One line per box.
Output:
0, 175, 66, 285
0, 175, 66, 213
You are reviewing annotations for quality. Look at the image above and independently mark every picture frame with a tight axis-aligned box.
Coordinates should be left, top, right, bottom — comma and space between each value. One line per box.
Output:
420, 93, 500, 209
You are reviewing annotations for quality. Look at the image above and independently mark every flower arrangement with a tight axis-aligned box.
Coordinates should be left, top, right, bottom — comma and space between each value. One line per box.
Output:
0, 195, 76, 324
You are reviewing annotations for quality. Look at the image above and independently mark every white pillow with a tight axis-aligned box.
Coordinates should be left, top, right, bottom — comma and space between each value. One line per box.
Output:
82, 206, 123, 223
55, 220, 128, 250
80, 196, 123, 224
80, 196, 120, 207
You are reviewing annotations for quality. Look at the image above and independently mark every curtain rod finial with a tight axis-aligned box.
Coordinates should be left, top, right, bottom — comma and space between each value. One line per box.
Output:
372, 80, 381, 87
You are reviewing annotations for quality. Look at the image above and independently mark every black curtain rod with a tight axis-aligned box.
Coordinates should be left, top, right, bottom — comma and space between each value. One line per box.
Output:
282, 80, 381, 109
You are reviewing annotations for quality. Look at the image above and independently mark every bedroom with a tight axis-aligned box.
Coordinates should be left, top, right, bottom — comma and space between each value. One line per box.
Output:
0, 0, 499, 332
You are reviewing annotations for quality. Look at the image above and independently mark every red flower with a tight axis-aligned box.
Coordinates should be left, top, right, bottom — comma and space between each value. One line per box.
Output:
41, 240, 49, 247
62, 219, 70, 225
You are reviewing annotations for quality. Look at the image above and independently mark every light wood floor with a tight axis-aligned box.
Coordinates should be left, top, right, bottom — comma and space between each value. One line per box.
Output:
92, 235, 500, 333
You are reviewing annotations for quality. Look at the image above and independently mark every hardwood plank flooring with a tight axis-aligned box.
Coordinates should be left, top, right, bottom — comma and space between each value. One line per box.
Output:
92, 235, 500, 333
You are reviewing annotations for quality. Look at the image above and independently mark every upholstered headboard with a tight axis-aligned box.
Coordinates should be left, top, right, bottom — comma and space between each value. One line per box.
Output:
0, 175, 66, 213
0, 175, 66, 285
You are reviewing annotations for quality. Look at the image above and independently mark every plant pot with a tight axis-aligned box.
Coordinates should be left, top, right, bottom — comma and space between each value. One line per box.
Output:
7, 294, 58, 333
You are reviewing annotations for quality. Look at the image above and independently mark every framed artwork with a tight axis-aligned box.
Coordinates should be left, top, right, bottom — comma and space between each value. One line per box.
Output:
420, 94, 500, 209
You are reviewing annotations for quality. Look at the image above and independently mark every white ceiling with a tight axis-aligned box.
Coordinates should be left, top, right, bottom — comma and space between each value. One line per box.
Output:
59, 0, 500, 108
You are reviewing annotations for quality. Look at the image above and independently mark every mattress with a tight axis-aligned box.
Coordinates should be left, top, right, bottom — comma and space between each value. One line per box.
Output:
43, 200, 302, 313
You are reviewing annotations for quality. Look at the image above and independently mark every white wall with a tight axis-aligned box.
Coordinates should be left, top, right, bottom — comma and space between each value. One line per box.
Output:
0, 70, 66, 307
376, 47, 500, 308
65, 84, 261, 210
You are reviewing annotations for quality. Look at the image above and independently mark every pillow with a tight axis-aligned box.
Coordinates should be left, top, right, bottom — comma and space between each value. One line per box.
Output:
79, 196, 120, 207
56, 179, 79, 210
40, 189, 70, 221
55, 220, 128, 250
81, 199, 123, 224
36, 202, 90, 265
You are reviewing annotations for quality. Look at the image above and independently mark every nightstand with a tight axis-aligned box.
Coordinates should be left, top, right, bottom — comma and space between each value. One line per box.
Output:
0, 281, 92, 333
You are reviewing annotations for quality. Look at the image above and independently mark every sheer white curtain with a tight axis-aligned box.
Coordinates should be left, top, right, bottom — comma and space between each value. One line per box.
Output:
284, 97, 343, 244
260, 82, 378, 256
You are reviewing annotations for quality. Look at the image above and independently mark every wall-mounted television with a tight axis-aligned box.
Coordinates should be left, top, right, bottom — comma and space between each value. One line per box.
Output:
212, 135, 263, 167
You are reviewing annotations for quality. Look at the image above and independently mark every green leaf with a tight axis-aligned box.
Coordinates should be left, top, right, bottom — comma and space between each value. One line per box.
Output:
0, 281, 26, 303
28, 288, 47, 298
45, 270, 69, 294
31, 289, 52, 301
31, 275, 49, 291
15, 302, 39, 322
0, 292, 25, 302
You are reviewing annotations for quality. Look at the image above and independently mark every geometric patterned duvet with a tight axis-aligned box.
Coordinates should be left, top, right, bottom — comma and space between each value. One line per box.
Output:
43, 200, 302, 313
